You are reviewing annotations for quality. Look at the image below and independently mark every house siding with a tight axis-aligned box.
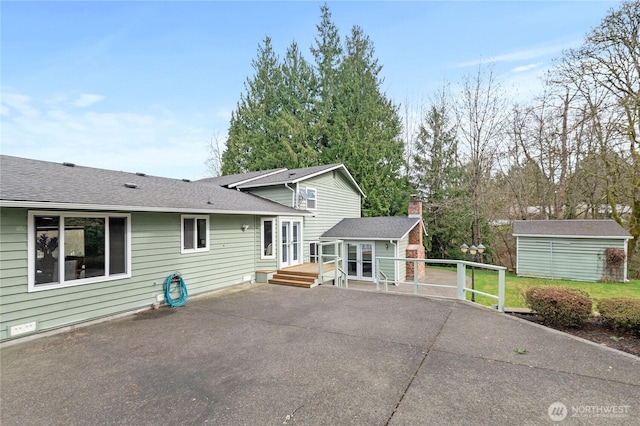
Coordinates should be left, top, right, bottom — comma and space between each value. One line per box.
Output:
247, 187, 294, 207
0, 208, 262, 341
374, 240, 398, 281
516, 236, 627, 282
248, 170, 361, 263
300, 172, 361, 260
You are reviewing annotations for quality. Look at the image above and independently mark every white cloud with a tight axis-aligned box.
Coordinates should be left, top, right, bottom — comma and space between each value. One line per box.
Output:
1, 92, 214, 180
511, 62, 543, 73
2, 93, 40, 118
454, 41, 575, 69
73, 93, 104, 108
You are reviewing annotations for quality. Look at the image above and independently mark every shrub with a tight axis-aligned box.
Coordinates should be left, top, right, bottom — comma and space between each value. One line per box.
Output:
597, 298, 640, 336
525, 286, 592, 327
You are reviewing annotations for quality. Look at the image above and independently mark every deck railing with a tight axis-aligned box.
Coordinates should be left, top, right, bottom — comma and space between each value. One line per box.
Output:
374, 257, 506, 313
318, 240, 348, 287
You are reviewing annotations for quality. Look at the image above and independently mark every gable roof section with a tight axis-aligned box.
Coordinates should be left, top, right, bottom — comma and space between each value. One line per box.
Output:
231, 164, 366, 198
198, 168, 286, 188
513, 220, 631, 239
322, 217, 420, 240
0, 155, 306, 216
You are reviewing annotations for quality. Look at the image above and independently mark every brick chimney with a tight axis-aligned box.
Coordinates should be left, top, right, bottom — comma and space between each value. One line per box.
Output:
407, 199, 423, 246
406, 198, 426, 280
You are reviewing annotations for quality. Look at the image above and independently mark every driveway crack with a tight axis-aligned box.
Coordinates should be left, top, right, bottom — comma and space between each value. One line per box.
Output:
384, 302, 456, 425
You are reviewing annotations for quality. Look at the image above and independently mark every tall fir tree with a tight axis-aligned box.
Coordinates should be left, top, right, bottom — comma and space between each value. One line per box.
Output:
279, 41, 319, 167
413, 91, 470, 258
219, 5, 410, 217
222, 37, 291, 174
329, 26, 409, 216
310, 3, 342, 155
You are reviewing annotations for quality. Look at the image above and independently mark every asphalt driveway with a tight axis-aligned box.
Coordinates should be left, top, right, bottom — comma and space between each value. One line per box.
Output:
1, 284, 639, 425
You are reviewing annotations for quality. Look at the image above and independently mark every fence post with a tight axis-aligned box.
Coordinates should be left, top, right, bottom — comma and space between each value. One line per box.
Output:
498, 268, 505, 313
413, 259, 418, 295
456, 262, 466, 301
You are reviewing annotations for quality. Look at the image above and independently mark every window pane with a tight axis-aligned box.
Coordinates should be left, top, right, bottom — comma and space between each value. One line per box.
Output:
35, 216, 60, 285
307, 189, 316, 209
109, 217, 127, 275
183, 218, 195, 250
196, 218, 207, 248
310, 242, 317, 263
263, 220, 273, 256
66, 217, 105, 279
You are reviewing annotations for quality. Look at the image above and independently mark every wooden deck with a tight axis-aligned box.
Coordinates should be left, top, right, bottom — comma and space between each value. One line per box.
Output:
268, 262, 335, 289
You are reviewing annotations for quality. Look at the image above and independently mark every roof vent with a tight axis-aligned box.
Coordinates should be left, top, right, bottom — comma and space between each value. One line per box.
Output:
124, 183, 138, 189
182, 178, 191, 182
62, 162, 75, 167
136, 172, 146, 177
288, 172, 296, 177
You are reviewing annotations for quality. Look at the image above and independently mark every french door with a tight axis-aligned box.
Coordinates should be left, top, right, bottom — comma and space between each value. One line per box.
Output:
280, 219, 302, 268
346, 242, 374, 280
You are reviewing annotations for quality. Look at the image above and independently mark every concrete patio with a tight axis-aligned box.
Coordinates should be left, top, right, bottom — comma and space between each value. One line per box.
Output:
1, 284, 638, 425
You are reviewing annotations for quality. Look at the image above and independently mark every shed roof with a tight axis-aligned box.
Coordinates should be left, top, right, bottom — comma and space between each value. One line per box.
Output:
321, 217, 420, 240
0, 155, 306, 216
512, 220, 631, 239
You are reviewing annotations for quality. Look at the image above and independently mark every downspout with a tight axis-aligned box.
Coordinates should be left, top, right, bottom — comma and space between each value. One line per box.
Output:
389, 239, 398, 283
285, 183, 296, 208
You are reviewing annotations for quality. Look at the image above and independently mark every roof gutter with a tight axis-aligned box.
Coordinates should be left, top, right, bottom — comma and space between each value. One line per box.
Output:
0, 200, 312, 216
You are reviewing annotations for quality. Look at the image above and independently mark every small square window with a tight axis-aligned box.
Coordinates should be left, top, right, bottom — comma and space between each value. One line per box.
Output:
306, 188, 317, 210
182, 215, 209, 253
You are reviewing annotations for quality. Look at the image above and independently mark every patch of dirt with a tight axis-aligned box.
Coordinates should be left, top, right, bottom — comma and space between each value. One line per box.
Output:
511, 313, 640, 357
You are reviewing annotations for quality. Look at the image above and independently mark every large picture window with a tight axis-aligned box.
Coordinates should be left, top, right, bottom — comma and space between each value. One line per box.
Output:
29, 212, 131, 291
261, 218, 275, 259
181, 215, 209, 253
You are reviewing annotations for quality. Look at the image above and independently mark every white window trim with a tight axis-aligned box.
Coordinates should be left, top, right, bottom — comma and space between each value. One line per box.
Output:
261, 217, 276, 260
305, 187, 317, 210
27, 211, 132, 292
181, 215, 210, 254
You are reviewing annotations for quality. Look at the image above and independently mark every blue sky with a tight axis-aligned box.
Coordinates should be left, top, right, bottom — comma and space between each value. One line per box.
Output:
1, 1, 619, 180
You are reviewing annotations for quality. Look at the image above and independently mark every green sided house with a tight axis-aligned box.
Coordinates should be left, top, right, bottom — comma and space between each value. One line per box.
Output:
0, 155, 423, 342
513, 220, 632, 282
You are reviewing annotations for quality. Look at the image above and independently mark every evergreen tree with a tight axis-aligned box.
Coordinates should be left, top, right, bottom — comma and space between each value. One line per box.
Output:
413, 92, 470, 258
310, 3, 342, 155
219, 5, 410, 217
329, 26, 409, 216
222, 37, 289, 173
279, 41, 319, 167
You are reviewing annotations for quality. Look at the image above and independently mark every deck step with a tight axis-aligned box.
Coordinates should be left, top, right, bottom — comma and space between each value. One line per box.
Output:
275, 269, 319, 278
269, 278, 317, 288
265, 263, 326, 288
272, 273, 316, 283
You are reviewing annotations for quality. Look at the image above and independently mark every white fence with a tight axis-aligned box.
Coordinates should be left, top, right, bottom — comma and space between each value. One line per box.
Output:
375, 257, 506, 313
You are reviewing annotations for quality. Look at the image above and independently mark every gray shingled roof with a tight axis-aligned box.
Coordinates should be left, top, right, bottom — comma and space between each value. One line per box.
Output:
234, 164, 366, 197
322, 217, 420, 240
197, 168, 286, 187
513, 220, 631, 238
0, 155, 306, 215
196, 163, 365, 198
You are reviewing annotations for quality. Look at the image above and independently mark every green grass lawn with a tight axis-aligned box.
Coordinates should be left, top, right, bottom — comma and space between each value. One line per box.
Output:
463, 268, 640, 310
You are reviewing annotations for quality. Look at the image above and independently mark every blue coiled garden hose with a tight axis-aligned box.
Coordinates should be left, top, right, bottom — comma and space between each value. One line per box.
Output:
164, 272, 188, 307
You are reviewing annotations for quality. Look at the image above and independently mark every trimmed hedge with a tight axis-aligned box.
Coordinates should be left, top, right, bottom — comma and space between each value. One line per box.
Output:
525, 286, 592, 327
597, 298, 640, 336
